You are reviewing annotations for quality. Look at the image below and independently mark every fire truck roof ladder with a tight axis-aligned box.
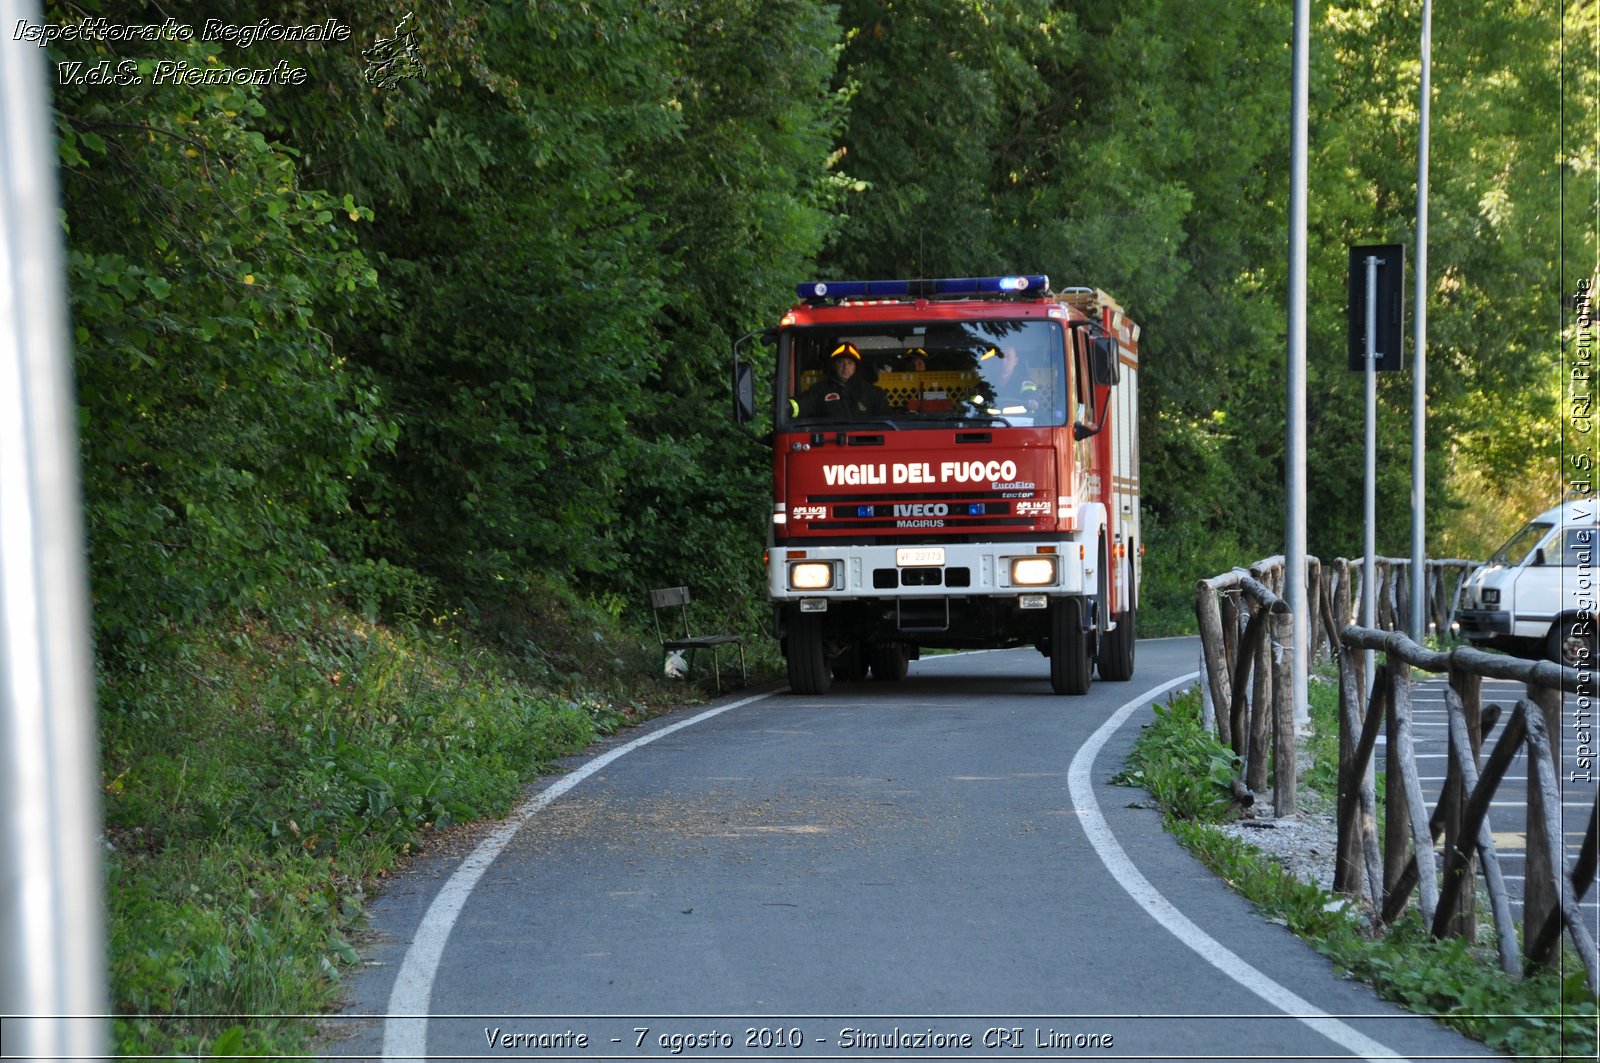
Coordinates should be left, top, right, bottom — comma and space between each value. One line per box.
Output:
1058, 287, 1124, 317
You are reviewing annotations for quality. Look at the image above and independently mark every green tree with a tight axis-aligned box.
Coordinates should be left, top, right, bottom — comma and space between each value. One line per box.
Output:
1307, 1, 1575, 561
52, 7, 388, 658
614, 0, 849, 608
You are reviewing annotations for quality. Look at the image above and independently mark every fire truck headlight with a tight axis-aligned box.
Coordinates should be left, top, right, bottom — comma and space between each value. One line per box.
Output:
1011, 557, 1056, 586
790, 562, 835, 591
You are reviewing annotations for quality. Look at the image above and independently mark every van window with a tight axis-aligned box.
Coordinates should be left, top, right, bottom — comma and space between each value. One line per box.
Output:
1543, 527, 1599, 567
1489, 522, 1552, 566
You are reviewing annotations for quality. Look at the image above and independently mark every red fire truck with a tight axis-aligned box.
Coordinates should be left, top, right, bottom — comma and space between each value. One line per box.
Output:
733, 275, 1140, 695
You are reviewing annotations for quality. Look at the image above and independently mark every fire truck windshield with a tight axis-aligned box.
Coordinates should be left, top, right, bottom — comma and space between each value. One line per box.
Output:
781, 319, 1067, 428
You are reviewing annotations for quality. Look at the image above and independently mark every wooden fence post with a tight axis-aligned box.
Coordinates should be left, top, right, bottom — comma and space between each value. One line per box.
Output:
1523, 682, 1564, 967
1334, 639, 1363, 895
1323, 563, 1343, 661
1437, 694, 1522, 975
1307, 557, 1324, 665
1395, 559, 1410, 635
1195, 579, 1233, 745
1440, 668, 1483, 939
1391, 660, 1440, 926
1433, 563, 1459, 640
1271, 605, 1296, 816
1523, 707, 1600, 985
1247, 603, 1273, 792
1383, 659, 1409, 911
1336, 561, 1363, 697
1335, 650, 1384, 907
1221, 588, 1240, 687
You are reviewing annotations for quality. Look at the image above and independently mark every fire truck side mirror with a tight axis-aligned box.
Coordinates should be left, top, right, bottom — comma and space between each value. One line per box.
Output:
733, 361, 757, 424
1090, 335, 1121, 387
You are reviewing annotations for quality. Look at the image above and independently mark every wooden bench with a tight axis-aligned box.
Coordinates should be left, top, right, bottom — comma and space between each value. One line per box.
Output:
649, 586, 746, 693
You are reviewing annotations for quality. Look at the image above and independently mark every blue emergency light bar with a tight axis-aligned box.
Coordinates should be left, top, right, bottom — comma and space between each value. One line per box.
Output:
795, 275, 1049, 302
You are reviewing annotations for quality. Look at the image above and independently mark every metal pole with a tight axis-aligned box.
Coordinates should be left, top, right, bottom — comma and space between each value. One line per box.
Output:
1287, 0, 1311, 726
0, 3, 108, 1057
1410, 0, 1433, 639
1364, 254, 1380, 700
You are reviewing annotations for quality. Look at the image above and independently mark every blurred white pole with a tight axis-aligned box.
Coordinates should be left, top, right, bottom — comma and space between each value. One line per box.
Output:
1364, 256, 1380, 699
0, 2, 109, 1058
1286, 0, 1311, 725
1410, 0, 1433, 639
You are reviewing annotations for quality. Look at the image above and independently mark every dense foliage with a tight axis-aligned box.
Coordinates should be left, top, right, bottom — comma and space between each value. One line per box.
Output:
33, 0, 1593, 1054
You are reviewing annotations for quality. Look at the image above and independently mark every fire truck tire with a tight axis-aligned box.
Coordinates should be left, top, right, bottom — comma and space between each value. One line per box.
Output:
1097, 556, 1137, 681
786, 611, 832, 695
870, 642, 910, 681
1098, 609, 1136, 681
1051, 597, 1092, 695
832, 643, 870, 682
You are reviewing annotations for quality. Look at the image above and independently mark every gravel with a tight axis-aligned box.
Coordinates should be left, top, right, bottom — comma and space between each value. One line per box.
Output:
1215, 798, 1341, 895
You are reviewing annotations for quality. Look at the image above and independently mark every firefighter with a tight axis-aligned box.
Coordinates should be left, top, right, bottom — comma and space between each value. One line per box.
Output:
900, 346, 937, 412
978, 344, 1044, 415
792, 342, 890, 419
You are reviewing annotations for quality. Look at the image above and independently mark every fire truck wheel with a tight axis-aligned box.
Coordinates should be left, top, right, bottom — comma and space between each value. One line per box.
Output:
1097, 555, 1137, 681
786, 611, 832, 695
1051, 597, 1091, 695
1097, 607, 1135, 681
870, 642, 910, 681
832, 643, 870, 682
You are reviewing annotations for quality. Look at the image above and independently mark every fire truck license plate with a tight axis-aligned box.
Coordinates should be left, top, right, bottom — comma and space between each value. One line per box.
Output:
896, 547, 945, 567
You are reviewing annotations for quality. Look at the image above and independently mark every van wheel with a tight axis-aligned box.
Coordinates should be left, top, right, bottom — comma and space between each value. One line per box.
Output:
1548, 616, 1596, 670
786, 610, 832, 695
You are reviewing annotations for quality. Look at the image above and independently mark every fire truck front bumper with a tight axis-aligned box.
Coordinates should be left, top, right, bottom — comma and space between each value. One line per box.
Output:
769, 541, 1090, 603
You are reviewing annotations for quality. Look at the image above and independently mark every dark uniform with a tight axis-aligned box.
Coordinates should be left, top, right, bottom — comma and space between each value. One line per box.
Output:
793, 348, 890, 419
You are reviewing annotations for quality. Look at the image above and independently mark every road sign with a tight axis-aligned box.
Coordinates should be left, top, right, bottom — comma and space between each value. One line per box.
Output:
1347, 243, 1405, 372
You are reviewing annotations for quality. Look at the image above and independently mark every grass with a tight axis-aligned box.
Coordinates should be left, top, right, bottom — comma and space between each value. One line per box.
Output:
99, 579, 760, 1057
1120, 686, 1598, 1060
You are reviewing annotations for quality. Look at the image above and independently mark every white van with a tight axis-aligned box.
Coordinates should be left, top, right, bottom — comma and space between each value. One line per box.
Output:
1456, 498, 1599, 666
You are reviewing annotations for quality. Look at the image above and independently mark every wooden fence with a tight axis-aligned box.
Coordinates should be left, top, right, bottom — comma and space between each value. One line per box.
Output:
1197, 552, 1596, 987
1195, 556, 1301, 816
1334, 623, 1597, 989
1195, 555, 1481, 821
1338, 555, 1479, 638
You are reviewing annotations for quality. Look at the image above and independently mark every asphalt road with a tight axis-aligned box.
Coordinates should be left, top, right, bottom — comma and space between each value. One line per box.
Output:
322, 637, 1501, 1062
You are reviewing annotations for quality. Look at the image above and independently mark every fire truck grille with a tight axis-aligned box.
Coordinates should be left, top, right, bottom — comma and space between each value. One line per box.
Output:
871, 567, 972, 589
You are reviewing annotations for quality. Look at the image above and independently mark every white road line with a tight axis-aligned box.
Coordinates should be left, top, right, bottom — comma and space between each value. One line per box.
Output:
1489, 801, 1597, 809
1068, 673, 1410, 1063
381, 690, 776, 1062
